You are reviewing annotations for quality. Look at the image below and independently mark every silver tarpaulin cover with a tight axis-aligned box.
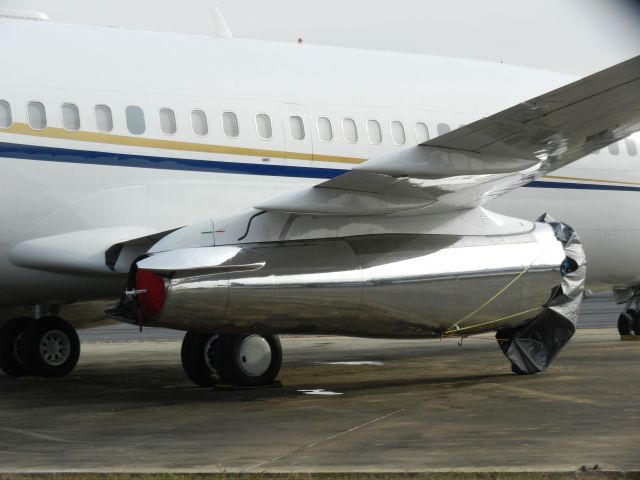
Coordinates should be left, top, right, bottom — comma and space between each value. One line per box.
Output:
497, 214, 586, 374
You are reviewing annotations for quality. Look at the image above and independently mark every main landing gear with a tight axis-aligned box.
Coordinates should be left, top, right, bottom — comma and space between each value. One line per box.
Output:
618, 309, 640, 336
181, 332, 282, 388
617, 287, 640, 336
0, 315, 80, 378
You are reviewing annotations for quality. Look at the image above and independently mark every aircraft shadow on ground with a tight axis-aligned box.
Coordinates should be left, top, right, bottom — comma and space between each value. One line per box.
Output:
0, 362, 521, 408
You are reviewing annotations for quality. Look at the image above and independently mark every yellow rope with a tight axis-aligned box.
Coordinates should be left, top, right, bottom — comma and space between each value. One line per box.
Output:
444, 306, 541, 336
445, 249, 544, 335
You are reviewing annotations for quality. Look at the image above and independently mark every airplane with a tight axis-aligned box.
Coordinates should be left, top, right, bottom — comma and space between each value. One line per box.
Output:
0, 7, 639, 387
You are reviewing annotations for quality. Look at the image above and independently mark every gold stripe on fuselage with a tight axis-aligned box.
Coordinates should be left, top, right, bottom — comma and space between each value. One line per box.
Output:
543, 175, 640, 187
0, 124, 634, 187
0, 122, 366, 165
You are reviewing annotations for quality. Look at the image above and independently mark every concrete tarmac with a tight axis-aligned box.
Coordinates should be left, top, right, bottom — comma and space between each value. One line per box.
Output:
1, 324, 639, 473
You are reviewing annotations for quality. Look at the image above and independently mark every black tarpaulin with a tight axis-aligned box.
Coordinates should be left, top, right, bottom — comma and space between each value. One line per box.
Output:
497, 214, 586, 375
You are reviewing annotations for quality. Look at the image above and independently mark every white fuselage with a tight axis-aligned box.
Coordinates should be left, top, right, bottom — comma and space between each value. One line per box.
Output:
0, 19, 638, 306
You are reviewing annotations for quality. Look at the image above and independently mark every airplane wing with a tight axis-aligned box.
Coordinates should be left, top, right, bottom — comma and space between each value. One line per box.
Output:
258, 54, 640, 216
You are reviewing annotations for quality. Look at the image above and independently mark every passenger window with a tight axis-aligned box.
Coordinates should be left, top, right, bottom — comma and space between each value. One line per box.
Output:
256, 113, 273, 140
317, 116, 333, 142
626, 139, 637, 156
0, 100, 12, 128
27, 101, 47, 130
222, 111, 239, 137
437, 123, 451, 136
61, 103, 80, 131
415, 122, 429, 143
191, 110, 208, 136
391, 121, 406, 145
159, 108, 177, 134
290, 115, 305, 140
343, 118, 358, 143
95, 105, 113, 132
367, 120, 382, 145
126, 106, 146, 135
608, 142, 620, 156
191, 110, 209, 137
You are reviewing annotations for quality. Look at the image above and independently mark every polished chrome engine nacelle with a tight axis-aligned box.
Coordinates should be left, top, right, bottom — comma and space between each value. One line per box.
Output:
115, 221, 572, 339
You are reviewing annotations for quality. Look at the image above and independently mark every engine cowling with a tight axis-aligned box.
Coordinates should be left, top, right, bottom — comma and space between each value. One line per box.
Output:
115, 220, 576, 339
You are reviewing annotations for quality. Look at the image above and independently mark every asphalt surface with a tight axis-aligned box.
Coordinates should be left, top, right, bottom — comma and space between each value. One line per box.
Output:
0, 293, 637, 473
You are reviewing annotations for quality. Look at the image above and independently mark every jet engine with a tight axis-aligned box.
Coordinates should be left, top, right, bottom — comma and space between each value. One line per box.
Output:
114, 219, 580, 341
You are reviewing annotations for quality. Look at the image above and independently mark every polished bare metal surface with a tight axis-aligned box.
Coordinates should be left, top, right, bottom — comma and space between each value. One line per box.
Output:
137, 246, 265, 273
210, 207, 536, 248
138, 223, 565, 338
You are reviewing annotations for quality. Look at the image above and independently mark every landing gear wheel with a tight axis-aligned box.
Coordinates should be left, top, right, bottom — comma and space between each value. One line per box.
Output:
634, 314, 640, 337
0, 317, 34, 377
180, 332, 220, 387
618, 309, 635, 336
214, 333, 282, 387
21, 316, 80, 378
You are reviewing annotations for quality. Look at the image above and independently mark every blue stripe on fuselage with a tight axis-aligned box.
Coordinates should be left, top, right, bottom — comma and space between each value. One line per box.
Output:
1, 141, 639, 192
527, 180, 640, 192
0, 142, 345, 179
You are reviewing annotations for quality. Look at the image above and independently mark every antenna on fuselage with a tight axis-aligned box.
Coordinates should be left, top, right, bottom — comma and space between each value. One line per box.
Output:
210, 6, 232, 38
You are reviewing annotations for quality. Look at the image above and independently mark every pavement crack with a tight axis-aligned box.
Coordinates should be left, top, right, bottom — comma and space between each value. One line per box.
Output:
495, 385, 601, 406
0, 427, 76, 444
244, 407, 406, 472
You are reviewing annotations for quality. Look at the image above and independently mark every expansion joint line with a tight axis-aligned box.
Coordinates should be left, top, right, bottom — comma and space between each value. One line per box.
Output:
243, 407, 406, 472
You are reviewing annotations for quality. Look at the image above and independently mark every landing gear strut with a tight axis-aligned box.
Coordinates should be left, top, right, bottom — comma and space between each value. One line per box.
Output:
0, 315, 80, 378
181, 332, 282, 388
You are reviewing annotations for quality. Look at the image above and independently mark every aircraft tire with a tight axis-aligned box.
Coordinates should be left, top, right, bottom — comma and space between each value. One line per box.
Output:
21, 316, 80, 378
180, 332, 220, 387
618, 310, 633, 336
0, 317, 34, 377
213, 333, 282, 387
634, 313, 640, 336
